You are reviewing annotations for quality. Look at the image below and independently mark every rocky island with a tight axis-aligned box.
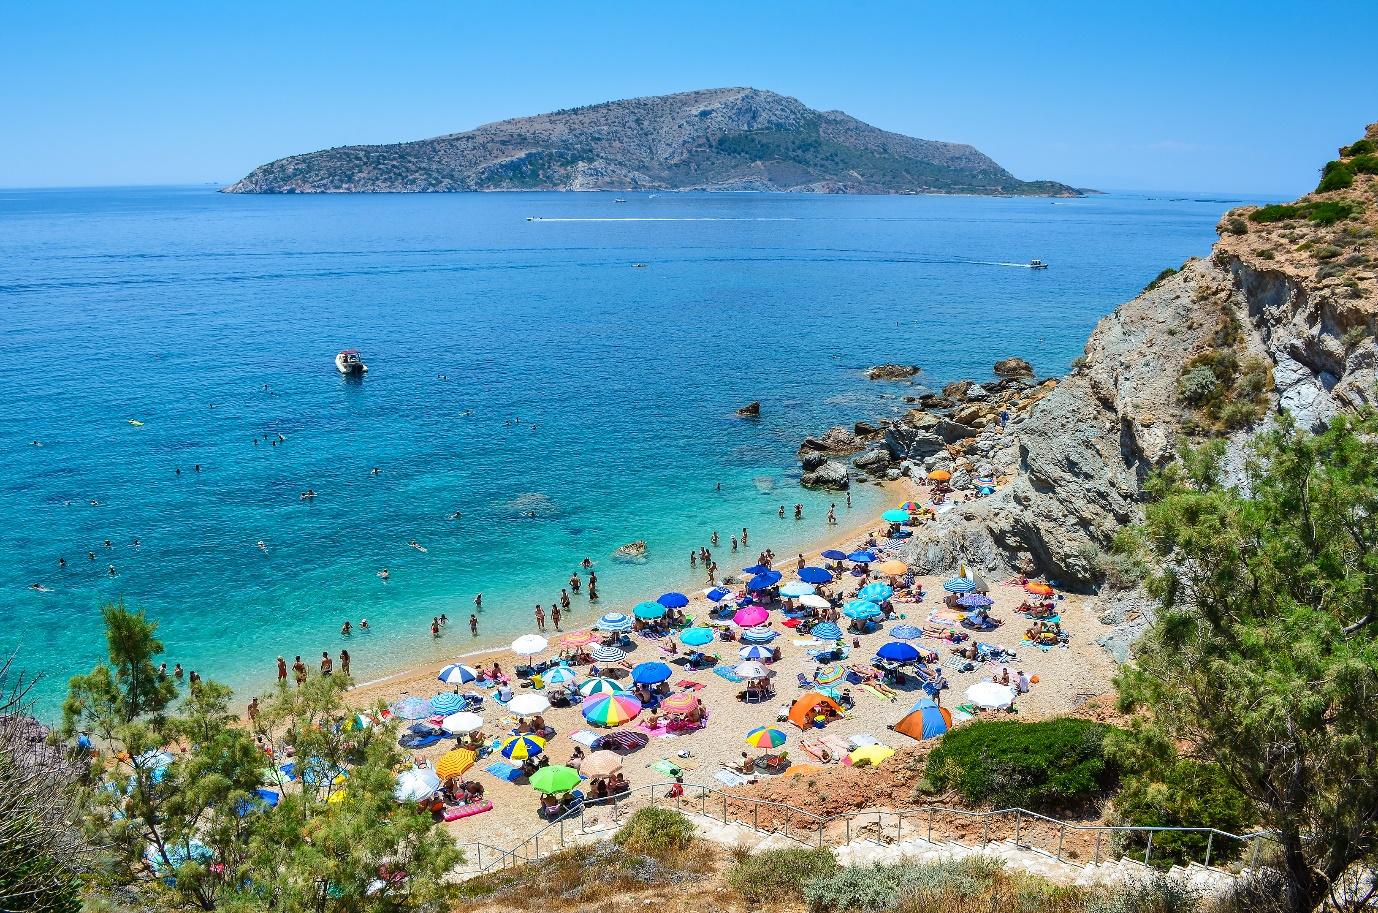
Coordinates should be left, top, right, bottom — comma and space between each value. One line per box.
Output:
224, 88, 1081, 196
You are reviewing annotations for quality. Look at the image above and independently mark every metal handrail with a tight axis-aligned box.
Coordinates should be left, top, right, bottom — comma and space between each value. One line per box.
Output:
450, 780, 1276, 876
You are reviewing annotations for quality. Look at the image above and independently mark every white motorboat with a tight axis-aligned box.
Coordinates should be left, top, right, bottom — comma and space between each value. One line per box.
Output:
1029, 259, 1049, 270
336, 349, 367, 375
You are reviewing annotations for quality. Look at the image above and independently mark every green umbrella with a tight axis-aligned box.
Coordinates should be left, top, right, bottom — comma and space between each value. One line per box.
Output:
530, 764, 581, 794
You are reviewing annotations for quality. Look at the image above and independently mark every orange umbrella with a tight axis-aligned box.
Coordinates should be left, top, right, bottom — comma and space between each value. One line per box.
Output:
876, 559, 908, 576
659, 693, 700, 715
928, 470, 951, 482
1024, 582, 1054, 596
561, 630, 595, 646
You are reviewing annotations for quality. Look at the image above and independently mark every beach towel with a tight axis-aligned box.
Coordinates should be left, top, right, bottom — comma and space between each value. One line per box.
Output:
636, 722, 671, 737
714, 769, 752, 787
570, 729, 600, 748
675, 680, 705, 691
483, 761, 522, 783
711, 666, 743, 683
861, 683, 897, 702
649, 759, 684, 778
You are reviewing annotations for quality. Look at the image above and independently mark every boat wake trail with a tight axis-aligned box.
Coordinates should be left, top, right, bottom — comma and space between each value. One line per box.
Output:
526, 217, 798, 222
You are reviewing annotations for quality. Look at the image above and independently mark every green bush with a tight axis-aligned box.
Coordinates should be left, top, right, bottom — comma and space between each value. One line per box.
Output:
1178, 365, 1221, 405
1249, 203, 1301, 223
925, 719, 1114, 811
804, 857, 1007, 912
726, 846, 839, 904
1249, 200, 1360, 225
1317, 160, 1355, 192
1350, 153, 1378, 175
1085, 873, 1202, 913
1341, 138, 1376, 157
1143, 266, 1178, 292
612, 807, 697, 858
1307, 200, 1359, 225
1112, 756, 1256, 868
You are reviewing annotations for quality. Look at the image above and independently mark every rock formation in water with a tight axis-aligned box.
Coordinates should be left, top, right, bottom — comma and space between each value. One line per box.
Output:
224, 88, 1080, 196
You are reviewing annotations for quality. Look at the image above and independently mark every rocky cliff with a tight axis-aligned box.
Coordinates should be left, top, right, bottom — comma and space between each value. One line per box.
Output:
224, 88, 1079, 196
813, 122, 1378, 593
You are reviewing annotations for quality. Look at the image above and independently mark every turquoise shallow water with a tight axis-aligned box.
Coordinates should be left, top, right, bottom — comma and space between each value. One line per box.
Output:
0, 187, 1256, 716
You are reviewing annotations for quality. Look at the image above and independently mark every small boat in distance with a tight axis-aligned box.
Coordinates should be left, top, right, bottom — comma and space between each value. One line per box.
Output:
336, 349, 367, 375
613, 198, 628, 203
1029, 259, 1049, 270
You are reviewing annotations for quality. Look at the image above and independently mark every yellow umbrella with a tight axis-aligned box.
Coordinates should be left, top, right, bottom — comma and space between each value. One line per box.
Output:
849, 745, 896, 766
434, 748, 476, 780
327, 788, 347, 804
876, 559, 908, 576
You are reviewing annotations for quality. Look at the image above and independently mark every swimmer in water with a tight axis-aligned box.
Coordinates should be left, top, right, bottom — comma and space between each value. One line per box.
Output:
408, 540, 427, 553
90, 499, 99, 506
30, 583, 50, 592
108, 564, 116, 576
58, 557, 66, 569
378, 568, 390, 581
370, 468, 380, 476
360, 618, 369, 632
30, 440, 42, 447
448, 510, 463, 520
257, 540, 268, 553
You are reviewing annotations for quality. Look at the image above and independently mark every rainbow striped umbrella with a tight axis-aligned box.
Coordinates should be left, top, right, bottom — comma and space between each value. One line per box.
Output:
745, 726, 787, 749
815, 663, 846, 684
499, 735, 546, 760
561, 630, 595, 646
898, 501, 921, 511
578, 677, 627, 697
582, 692, 642, 727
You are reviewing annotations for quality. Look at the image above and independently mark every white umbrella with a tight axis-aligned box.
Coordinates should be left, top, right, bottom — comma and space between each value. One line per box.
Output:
508, 693, 550, 717
393, 768, 441, 802
440, 711, 485, 735
543, 666, 578, 686
780, 581, 816, 598
965, 681, 1016, 710
511, 634, 548, 656
735, 661, 770, 679
799, 594, 831, 610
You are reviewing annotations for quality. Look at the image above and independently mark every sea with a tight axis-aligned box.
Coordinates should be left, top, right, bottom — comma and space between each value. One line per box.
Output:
0, 186, 1261, 716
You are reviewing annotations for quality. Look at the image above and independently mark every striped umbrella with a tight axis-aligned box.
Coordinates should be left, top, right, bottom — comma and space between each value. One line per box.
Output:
943, 576, 977, 593
561, 630, 595, 647
843, 600, 881, 620
499, 735, 546, 760
890, 624, 923, 640
745, 726, 787, 749
815, 663, 846, 684
680, 627, 715, 647
798, 566, 834, 584
390, 697, 433, 720
596, 612, 633, 632
589, 645, 627, 663
578, 677, 627, 697
858, 582, 894, 602
811, 622, 843, 640
543, 666, 578, 686
580, 750, 623, 778
957, 594, 994, 608
582, 693, 642, 727
657, 592, 689, 608
434, 749, 476, 780
780, 581, 816, 598
739, 627, 779, 644
738, 644, 773, 661
659, 693, 700, 715
430, 692, 465, 715
898, 501, 921, 511
633, 601, 666, 620
437, 663, 479, 685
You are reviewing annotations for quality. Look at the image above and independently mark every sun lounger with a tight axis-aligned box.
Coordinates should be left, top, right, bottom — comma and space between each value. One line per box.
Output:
442, 799, 493, 821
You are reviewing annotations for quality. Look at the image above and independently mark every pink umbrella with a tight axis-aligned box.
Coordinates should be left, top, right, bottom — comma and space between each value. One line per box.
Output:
734, 606, 768, 627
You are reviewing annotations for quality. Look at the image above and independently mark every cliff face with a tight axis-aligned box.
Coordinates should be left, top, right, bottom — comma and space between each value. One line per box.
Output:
893, 121, 1378, 591
223, 88, 1079, 196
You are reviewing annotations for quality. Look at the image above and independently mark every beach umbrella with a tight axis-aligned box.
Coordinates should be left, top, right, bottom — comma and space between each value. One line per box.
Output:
508, 694, 550, 717
797, 566, 834, 584
511, 634, 548, 656
705, 587, 732, 602
543, 666, 578, 686
799, 594, 831, 610
928, 469, 952, 482
589, 645, 627, 663
739, 627, 779, 644
957, 593, 994, 608
745, 726, 787, 749
1024, 582, 1054, 596
631, 661, 672, 684
820, 549, 848, 561
876, 642, 921, 663
133, 749, 174, 772
561, 629, 596, 647
580, 750, 623, 778
530, 765, 581, 794
437, 663, 479, 685
659, 693, 700, 715
499, 734, 546, 760
434, 749, 476, 780
582, 693, 642, 727
894, 698, 951, 741
849, 745, 896, 766
441, 712, 484, 735
847, 550, 877, 563
815, 663, 846, 684
943, 576, 976, 594
898, 501, 921, 511
811, 622, 843, 640
858, 582, 894, 602
738, 644, 774, 661
780, 580, 816, 598
596, 612, 634, 632
344, 713, 374, 732
657, 592, 689, 609
633, 601, 667, 620
843, 600, 881, 620
881, 509, 911, 523
890, 624, 923, 640
394, 768, 441, 803
965, 681, 1016, 710
876, 559, 909, 576
390, 697, 433, 721
429, 692, 465, 715
742, 564, 772, 575
735, 661, 770, 679
734, 606, 768, 627
578, 677, 627, 697
747, 572, 782, 591
679, 626, 714, 647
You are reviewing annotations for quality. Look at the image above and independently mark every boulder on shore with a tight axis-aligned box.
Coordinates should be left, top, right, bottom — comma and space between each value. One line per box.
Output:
993, 357, 1035, 381
801, 459, 850, 490
797, 426, 864, 457
736, 401, 761, 417
865, 364, 920, 381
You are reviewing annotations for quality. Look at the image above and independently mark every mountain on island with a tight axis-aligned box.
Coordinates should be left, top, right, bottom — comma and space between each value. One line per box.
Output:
224, 88, 1080, 196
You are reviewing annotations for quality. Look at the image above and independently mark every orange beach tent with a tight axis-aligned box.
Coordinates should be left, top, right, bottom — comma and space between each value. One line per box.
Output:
788, 692, 845, 729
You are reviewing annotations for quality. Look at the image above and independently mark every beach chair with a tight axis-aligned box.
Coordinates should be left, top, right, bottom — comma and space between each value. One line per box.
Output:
795, 672, 811, 689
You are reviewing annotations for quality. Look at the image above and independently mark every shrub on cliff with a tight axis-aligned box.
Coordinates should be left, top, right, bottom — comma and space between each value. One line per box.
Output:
613, 807, 698, 858
925, 718, 1114, 812
1341, 138, 1376, 157
1316, 159, 1355, 193
1248, 199, 1359, 225
726, 846, 839, 903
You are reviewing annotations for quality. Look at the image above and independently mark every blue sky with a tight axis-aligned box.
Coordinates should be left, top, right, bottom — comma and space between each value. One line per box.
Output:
2, 1, 1373, 194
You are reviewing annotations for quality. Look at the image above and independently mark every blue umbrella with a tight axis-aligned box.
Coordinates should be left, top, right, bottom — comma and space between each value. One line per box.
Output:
680, 627, 715, 647
943, 576, 976, 594
821, 549, 848, 561
876, 642, 921, 663
858, 582, 894, 602
657, 592, 689, 609
848, 550, 877, 563
391, 697, 433, 720
739, 627, 779, 644
844, 600, 881, 620
956, 593, 994, 608
742, 564, 772, 575
437, 663, 479, 685
596, 612, 634, 632
430, 692, 465, 715
544, 666, 578, 686
739, 644, 773, 661
706, 587, 732, 602
780, 580, 816, 598
631, 662, 672, 684
890, 624, 923, 640
798, 566, 834, 584
633, 601, 666, 620
811, 622, 843, 640
748, 572, 782, 591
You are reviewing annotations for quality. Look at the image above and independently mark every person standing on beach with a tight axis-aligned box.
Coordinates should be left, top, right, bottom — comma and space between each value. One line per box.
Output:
535, 605, 546, 631
551, 604, 562, 630
247, 697, 259, 722
846, 491, 852, 509
469, 614, 479, 636
276, 656, 287, 684
292, 656, 306, 686
340, 649, 350, 677
797, 553, 806, 571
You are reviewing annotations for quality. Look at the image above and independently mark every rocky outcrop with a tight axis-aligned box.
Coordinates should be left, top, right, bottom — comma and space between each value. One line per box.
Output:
865, 364, 920, 381
612, 540, 648, 561
797, 426, 866, 459
994, 357, 1035, 380
736, 401, 761, 417
801, 460, 850, 490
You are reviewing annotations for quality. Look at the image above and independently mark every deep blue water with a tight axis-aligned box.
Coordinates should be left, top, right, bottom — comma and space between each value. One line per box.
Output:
0, 186, 1254, 715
